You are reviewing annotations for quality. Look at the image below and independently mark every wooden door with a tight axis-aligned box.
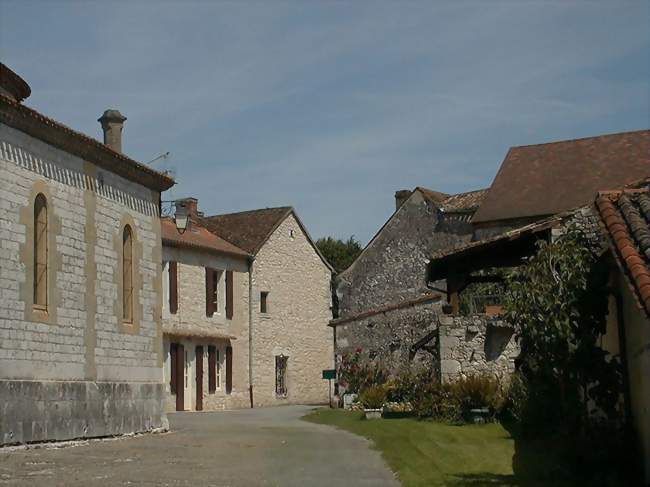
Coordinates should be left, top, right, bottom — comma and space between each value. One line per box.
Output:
196, 346, 204, 411
176, 343, 185, 411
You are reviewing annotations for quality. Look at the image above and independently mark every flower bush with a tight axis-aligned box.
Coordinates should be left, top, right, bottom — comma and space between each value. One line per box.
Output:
338, 348, 388, 394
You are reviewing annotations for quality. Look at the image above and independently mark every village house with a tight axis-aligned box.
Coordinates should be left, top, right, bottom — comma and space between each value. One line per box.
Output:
595, 177, 650, 483
330, 184, 519, 382
427, 131, 649, 479
333, 130, 649, 389
200, 207, 334, 406
0, 63, 174, 445
161, 198, 253, 412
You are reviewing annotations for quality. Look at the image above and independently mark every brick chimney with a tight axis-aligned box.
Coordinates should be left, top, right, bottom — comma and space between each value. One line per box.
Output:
395, 190, 411, 210
98, 109, 127, 153
175, 197, 199, 219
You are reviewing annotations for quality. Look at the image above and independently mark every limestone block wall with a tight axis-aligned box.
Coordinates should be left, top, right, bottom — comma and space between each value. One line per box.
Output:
161, 246, 251, 410
438, 315, 519, 383
251, 214, 333, 406
0, 123, 165, 444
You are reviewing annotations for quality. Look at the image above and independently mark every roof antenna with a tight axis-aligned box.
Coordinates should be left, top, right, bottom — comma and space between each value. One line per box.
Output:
146, 151, 170, 165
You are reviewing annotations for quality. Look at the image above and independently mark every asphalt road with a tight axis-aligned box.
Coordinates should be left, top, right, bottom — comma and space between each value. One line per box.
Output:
0, 405, 399, 486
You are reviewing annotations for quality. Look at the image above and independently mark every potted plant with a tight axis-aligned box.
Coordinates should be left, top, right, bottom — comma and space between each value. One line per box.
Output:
359, 385, 387, 419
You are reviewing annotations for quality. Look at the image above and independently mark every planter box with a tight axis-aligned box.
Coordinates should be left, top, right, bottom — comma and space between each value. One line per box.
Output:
343, 393, 358, 410
364, 408, 382, 420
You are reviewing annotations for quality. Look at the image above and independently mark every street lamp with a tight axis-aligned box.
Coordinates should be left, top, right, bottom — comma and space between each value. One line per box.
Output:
174, 205, 189, 234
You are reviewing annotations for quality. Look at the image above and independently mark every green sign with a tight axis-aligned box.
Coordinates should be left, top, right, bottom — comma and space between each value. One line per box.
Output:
322, 369, 336, 380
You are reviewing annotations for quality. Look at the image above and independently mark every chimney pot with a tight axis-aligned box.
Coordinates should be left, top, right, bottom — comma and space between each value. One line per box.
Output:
395, 190, 412, 210
98, 109, 127, 153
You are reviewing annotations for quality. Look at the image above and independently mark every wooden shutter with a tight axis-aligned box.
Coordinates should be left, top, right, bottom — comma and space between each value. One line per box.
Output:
226, 270, 234, 319
33, 194, 48, 308
225, 345, 233, 394
195, 346, 203, 411
169, 261, 178, 314
122, 226, 133, 322
176, 343, 185, 411
205, 267, 214, 317
208, 345, 216, 393
170, 343, 177, 394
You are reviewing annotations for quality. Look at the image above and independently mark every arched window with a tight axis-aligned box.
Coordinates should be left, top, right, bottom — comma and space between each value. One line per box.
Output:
33, 194, 48, 309
122, 225, 133, 323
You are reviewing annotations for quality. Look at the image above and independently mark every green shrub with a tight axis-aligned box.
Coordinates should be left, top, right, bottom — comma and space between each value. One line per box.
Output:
359, 385, 387, 409
452, 374, 503, 418
411, 375, 460, 422
385, 368, 418, 403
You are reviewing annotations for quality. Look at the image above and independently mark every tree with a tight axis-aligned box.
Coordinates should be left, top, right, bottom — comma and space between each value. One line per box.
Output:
504, 226, 621, 433
316, 236, 363, 273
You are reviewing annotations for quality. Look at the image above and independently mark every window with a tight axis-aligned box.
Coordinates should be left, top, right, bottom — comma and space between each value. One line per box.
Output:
260, 291, 269, 313
169, 261, 178, 314
275, 355, 288, 397
208, 345, 221, 393
33, 194, 47, 309
225, 346, 232, 394
122, 225, 133, 323
205, 268, 220, 316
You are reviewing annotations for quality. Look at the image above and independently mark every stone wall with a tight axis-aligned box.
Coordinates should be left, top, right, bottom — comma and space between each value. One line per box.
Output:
333, 298, 442, 374
161, 246, 251, 411
0, 123, 166, 444
438, 315, 518, 382
336, 190, 473, 317
333, 304, 519, 384
251, 213, 333, 406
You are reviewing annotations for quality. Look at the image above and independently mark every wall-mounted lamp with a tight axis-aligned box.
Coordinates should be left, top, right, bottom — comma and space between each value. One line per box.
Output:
174, 205, 189, 234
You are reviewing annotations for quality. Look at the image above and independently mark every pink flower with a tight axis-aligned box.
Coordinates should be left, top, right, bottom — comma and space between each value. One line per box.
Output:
355, 347, 363, 353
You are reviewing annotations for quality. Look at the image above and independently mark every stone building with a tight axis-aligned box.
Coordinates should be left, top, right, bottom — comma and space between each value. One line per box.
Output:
200, 207, 334, 406
161, 198, 253, 411
0, 63, 174, 445
334, 130, 649, 386
595, 178, 650, 484
331, 186, 504, 380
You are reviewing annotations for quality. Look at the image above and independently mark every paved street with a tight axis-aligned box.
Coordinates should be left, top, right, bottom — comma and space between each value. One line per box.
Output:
0, 405, 399, 486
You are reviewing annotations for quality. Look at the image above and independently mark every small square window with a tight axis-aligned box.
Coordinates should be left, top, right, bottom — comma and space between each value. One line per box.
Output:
260, 291, 269, 313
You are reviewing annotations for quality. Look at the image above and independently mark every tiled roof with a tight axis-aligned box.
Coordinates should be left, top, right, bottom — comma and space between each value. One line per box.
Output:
417, 187, 489, 212
440, 188, 489, 212
473, 130, 650, 224
199, 207, 292, 255
596, 188, 650, 318
161, 218, 250, 258
0, 94, 175, 192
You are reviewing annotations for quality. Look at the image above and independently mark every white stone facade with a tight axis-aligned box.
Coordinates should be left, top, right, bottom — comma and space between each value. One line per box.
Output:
0, 123, 167, 444
250, 214, 333, 406
161, 246, 251, 411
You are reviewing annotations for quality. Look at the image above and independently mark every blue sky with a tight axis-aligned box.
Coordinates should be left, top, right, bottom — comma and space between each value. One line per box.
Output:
1, 1, 648, 243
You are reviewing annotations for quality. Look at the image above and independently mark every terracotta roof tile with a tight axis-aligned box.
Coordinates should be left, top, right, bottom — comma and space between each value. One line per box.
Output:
474, 130, 650, 223
199, 207, 292, 255
417, 187, 489, 212
162, 218, 250, 258
596, 187, 650, 318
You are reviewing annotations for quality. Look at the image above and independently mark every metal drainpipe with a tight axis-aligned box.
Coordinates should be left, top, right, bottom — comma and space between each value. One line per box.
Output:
248, 257, 254, 408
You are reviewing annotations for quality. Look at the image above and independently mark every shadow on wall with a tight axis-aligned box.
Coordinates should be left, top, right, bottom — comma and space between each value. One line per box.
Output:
484, 325, 514, 362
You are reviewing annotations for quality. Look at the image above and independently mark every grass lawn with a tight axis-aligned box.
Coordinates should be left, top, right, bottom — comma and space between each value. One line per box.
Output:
303, 409, 627, 487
